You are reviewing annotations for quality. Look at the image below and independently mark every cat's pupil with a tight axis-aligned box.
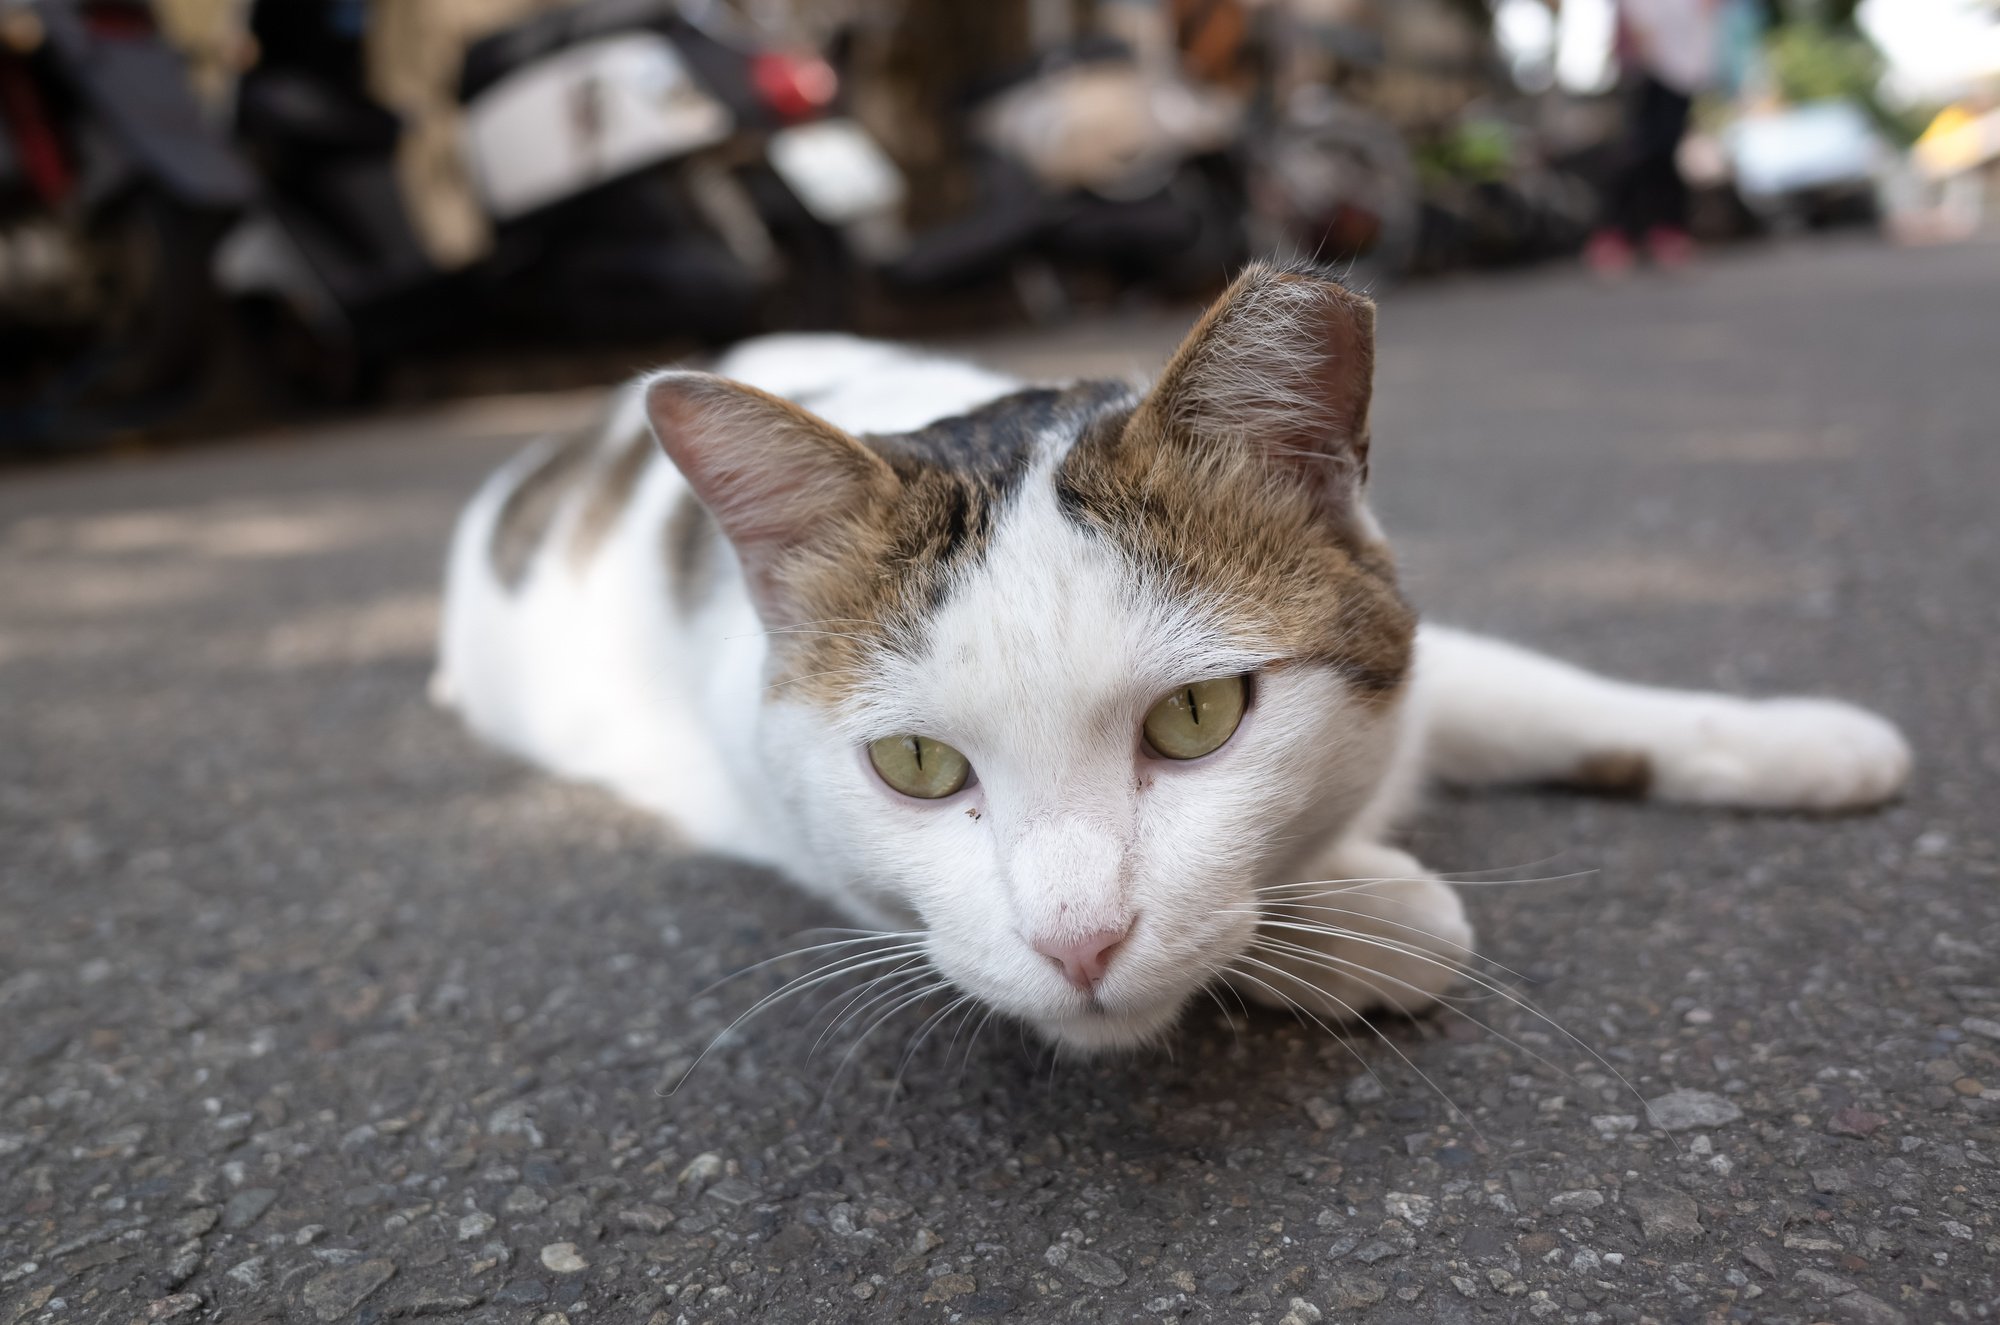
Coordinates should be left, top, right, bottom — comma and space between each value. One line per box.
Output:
1186, 688, 1200, 724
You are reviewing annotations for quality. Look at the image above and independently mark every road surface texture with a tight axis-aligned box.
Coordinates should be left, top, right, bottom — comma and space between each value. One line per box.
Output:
3, 238, 1997, 1325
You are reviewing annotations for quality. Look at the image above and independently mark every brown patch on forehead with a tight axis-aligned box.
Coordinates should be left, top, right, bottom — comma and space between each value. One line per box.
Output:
1051, 405, 1414, 697
490, 424, 597, 590
762, 382, 1135, 700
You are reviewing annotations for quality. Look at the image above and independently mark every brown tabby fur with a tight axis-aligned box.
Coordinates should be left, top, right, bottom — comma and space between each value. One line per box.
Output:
756, 265, 1412, 704
500, 264, 1411, 709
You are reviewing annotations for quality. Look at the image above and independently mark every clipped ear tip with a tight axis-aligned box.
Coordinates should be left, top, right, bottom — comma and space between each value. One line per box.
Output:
1150, 257, 1379, 470
1236, 257, 1373, 299
641, 369, 726, 442
1198, 261, 1376, 362
1255, 261, 1375, 333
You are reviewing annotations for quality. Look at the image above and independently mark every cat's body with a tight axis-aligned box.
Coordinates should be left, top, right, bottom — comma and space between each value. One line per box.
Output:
437, 266, 1910, 1053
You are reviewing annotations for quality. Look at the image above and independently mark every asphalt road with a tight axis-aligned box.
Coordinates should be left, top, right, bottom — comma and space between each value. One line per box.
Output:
3, 238, 1997, 1325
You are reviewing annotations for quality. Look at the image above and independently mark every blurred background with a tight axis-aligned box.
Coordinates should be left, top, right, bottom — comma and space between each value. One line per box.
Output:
5, 8, 2000, 1317
0, 0, 1996, 451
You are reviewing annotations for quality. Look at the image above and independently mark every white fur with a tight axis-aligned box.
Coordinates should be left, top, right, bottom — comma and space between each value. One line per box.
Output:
1417, 628, 1912, 809
437, 335, 1912, 1054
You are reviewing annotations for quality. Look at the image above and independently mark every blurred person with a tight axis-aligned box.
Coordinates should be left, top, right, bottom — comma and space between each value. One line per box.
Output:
1582, 0, 1726, 274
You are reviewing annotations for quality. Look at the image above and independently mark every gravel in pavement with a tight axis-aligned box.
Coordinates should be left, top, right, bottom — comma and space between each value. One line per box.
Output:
2, 239, 1997, 1322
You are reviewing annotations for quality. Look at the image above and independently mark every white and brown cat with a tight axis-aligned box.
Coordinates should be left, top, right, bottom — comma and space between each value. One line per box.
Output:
436, 263, 1910, 1054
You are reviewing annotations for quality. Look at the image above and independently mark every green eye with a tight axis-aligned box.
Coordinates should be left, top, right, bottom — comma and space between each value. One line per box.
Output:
1144, 676, 1247, 760
868, 734, 972, 799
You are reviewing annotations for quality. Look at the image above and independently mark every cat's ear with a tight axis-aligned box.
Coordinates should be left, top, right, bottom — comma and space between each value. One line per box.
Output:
1144, 262, 1376, 518
644, 371, 897, 619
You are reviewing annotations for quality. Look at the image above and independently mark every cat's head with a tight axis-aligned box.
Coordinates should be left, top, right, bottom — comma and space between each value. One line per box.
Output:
647, 264, 1414, 1053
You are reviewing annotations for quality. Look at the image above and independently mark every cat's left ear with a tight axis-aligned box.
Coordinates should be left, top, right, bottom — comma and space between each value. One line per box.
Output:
644, 370, 897, 620
1143, 262, 1376, 520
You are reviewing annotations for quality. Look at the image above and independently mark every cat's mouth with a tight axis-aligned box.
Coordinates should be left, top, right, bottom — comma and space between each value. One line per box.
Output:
1029, 993, 1191, 1054
1021, 942, 1242, 1053
928, 910, 1258, 1054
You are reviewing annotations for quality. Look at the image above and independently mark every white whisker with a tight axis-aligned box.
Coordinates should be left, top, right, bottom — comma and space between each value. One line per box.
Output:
665, 946, 931, 1095
694, 933, 924, 998
1230, 901, 1533, 985
1232, 953, 1480, 1132
1248, 935, 1586, 1098
813, 966, 938, 1054
1222, 963, 1392, 1100
823, 981, 951, 1102
1232, 917, 1666, 1139
896, 994, 977, 1089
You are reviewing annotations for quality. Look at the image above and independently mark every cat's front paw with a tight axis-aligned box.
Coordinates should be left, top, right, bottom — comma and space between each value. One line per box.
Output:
1232, 871, 1473, 1023
1650, 698, 1912, 811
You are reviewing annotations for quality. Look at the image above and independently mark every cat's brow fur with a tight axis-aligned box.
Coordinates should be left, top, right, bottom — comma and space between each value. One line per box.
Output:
725, 267, 1405, 704
1053, 396, 1412, 698
741, 380, 1143, 700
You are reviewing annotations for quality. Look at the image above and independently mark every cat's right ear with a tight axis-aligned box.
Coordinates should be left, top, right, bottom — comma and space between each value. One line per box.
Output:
1143, 262, 1377, 529
644, 371, 897, 619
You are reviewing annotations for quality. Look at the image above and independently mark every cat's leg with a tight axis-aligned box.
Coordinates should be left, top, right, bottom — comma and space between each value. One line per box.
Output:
1415, 624, 1911, 810
1229, 839, 1472, 1022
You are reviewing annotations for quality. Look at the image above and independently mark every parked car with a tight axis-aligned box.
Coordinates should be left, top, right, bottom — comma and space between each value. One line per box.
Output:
1724, 99, 1888, 231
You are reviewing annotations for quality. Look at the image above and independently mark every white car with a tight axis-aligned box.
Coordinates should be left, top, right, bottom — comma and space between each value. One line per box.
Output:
1724, 99, 1889, 228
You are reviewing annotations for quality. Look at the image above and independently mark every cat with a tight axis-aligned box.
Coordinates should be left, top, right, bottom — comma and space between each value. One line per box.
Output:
435, 262, 1911, 1055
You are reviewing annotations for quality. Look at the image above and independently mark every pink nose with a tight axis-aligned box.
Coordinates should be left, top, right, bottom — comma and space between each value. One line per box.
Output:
1032, 925, 1130, 993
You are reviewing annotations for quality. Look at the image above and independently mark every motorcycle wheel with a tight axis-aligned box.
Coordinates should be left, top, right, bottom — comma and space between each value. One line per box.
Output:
3, 189, 225, 449
229, 294, 381, 412
74, 189, 226, 409
736, 161, 856, 332
1153, 157, 1251, 299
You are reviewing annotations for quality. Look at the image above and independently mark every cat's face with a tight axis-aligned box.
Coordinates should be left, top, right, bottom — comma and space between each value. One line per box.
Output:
652, 265, 1413, 1052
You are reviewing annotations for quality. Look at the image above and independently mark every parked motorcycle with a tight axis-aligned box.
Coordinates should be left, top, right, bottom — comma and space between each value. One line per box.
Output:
454, 0, 902, 332
882, 35, 1247, 312
0, 0, 251, 449
222, 0, 903, 402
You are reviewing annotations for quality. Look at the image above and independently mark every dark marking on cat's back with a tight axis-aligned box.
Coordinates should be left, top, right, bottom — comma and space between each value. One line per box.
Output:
569, 428, 656, 570
1573, 750, 1654, 797
491, 425, 598, 589
664, 489, 720, 615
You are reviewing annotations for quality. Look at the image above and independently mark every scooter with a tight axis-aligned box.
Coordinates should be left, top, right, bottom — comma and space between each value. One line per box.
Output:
221, 0, 903, 402
457, 0, 904, 330
0, 0, 252, 449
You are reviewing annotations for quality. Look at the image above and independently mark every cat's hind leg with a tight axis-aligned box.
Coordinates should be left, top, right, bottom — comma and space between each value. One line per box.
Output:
1415, 625, 1911, 810
1229, 841, 1473, 1022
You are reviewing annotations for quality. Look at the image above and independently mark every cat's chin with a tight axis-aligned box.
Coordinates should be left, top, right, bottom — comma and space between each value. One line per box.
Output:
1029, 994, 1192, 1057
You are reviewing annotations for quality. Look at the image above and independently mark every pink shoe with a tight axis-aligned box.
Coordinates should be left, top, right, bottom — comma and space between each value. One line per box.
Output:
1584, 228, 1635, 278
1645, 226, 1695, 269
